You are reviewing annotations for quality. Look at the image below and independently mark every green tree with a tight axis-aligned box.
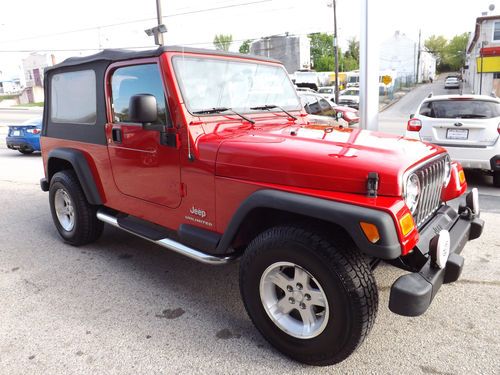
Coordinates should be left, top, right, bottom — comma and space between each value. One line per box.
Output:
239, 39, 252, 54
425, 33, 468, 72
213, 34, 233, 51
444, 33, 468, 71
424, 35, 448, 70
344, 37, 359, 62
309, 33, 333, 71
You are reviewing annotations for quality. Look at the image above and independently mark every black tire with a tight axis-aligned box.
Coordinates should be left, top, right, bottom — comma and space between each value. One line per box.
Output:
19, 148, 34, 154
49, 170, 103, 246
493, 171, 500, 188
239, 226, 378, 366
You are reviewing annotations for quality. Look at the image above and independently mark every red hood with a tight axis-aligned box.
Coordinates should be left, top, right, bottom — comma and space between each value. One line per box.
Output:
207, 120, 444, 197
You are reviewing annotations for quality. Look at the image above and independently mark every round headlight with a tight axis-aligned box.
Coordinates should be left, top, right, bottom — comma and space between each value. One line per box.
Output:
443, 155, 451, 187
404, 173, 421, 214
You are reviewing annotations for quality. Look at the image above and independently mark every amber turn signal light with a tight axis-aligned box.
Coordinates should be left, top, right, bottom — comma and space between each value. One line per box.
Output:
399, 213, 415, 236
360, 222, 380, 243
458, 170, 466, 184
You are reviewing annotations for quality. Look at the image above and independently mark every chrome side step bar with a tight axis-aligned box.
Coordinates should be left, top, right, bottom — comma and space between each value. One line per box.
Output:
96, 210, 234, 265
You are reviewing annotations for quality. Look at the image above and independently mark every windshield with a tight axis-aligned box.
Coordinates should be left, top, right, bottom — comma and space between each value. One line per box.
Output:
348, 76, 359, 83
318, 88, 333, 94
342, 89, 359, 96
172, 56, 301, 114
419, 99, 500, 119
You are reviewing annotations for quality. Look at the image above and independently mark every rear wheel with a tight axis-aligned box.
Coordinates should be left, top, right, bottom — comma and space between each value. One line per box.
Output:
239, 226, 378, 366
493, 171, 500, 188
49, 170, 103, 246
19, 148, 34, 154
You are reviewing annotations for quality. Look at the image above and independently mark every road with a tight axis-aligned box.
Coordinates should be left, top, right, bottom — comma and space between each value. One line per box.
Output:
0, 91, 499, 374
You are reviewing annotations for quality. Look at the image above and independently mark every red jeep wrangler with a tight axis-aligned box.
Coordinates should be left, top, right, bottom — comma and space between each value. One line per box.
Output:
40, 46, 484, 365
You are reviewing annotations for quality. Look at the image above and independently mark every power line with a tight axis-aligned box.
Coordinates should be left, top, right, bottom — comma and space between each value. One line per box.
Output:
0, 28, 335, 54
0, 0, 272, 45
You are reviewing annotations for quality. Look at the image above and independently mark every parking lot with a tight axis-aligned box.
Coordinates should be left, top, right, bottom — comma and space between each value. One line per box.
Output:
0, 105, 499, 374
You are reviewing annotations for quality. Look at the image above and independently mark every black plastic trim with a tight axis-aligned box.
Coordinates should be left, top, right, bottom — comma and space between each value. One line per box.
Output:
215, 189, 401, 259
178, 224, 221, 253
47, 148, 103, 205
388, 193, 484, 317
117, 215, 173, 241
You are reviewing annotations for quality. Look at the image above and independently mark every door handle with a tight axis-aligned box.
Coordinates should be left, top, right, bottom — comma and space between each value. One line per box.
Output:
112, 128, 122, 143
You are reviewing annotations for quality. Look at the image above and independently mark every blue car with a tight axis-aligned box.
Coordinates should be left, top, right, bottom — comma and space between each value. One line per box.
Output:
6, 117, 43, 154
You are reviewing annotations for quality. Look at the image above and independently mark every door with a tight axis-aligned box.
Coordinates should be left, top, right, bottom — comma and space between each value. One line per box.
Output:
107, 62, 182, 208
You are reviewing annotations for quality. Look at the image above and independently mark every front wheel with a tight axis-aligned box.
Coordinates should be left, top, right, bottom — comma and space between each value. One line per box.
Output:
239, 226, 378, 366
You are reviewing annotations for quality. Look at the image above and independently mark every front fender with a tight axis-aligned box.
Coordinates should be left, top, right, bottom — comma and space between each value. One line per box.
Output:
216, 189, 402, 259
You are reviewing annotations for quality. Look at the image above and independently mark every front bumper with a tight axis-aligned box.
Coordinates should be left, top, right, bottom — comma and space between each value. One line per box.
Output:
388, 189, 484, 317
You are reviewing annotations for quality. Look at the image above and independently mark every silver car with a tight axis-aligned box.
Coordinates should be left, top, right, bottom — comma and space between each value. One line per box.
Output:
444, 77, 460, 89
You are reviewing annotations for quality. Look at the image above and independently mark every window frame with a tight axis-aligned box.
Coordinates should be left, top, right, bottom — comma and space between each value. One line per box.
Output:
493, 21, 500, 41
105, 58, 171, 127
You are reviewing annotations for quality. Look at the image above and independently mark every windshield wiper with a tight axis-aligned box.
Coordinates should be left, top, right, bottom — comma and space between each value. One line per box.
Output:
192, 107, 255, 124
250, 104, 297, 120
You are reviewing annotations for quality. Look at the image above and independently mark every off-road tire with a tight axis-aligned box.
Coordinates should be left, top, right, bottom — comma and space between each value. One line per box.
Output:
49, 170, 103, 246
239, 226, 378, 366
493, 171, 500, 188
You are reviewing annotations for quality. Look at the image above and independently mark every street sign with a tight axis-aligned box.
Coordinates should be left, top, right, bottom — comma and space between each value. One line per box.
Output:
382, 75, 392, 85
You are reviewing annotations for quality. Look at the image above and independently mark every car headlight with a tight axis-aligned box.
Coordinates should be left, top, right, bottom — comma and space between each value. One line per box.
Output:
443, 155, 451, 187
404, 173, 421, 214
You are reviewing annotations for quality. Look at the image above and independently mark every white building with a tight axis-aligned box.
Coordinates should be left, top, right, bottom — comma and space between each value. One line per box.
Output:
22, 53, 54, 88
418, 51, 437, 82
250, 34, 311, 73
465, 14, 500, 96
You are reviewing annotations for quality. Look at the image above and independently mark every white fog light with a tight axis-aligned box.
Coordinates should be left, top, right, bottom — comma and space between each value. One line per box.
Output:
430, 230, 450, 269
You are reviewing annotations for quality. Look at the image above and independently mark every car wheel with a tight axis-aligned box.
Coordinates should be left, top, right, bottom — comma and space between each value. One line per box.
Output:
49, 170, 103, 246
19, 148, 34, 154
239, 226, 378, 366
494, 171, 500, 188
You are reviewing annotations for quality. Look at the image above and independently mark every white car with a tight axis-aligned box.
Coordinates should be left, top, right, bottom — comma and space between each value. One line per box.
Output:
338, 88, 360, 109
317, 86, 336, 103
405, 94, 500, 187
444, 77, 460, 89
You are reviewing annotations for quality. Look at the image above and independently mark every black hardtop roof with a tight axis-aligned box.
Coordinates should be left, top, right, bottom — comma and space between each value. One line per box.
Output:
46, 45, 281, 72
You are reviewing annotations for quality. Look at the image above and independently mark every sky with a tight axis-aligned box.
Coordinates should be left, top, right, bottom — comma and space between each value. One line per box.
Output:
0, 0, 498, 78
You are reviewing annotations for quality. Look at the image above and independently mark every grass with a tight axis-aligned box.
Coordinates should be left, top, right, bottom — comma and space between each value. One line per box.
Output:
14, 102, 44, 107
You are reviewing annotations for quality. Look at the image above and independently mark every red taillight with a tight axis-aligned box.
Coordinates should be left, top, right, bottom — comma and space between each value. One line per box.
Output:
407, 118, 422, 132
498, 122, 500, 135
33, 129, 40, 135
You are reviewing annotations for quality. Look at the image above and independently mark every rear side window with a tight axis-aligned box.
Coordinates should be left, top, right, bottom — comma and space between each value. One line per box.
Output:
50, 70, 96, 124
111, 64, 167, 125
419, 100, 500, 119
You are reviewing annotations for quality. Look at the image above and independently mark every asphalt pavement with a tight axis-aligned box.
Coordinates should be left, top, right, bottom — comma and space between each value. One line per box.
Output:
0, 90, 499, 374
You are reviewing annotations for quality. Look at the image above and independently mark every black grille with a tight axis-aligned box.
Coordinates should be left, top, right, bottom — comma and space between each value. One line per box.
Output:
411, 157, 447, 227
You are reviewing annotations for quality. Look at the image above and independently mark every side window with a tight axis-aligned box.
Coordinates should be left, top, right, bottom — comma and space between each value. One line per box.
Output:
51, 70, 96, 124
111, 64, 167, 125
494, 22, 500, 41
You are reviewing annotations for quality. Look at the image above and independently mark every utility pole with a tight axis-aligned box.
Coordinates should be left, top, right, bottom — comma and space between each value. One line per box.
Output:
155, 0, 164, 46
333, 0, 340, 104
328, 1, 340, 103
145, 0, 167, 46
415, 29, 421, 84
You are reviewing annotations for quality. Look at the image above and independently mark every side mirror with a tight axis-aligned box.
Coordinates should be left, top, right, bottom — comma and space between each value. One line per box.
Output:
129, 94, 158, 127
409, 113, 415, 119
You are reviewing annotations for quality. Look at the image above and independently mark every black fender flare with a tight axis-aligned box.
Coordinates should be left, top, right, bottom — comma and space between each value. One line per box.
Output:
216, 189, 402, 259
46, 148, 103, 205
